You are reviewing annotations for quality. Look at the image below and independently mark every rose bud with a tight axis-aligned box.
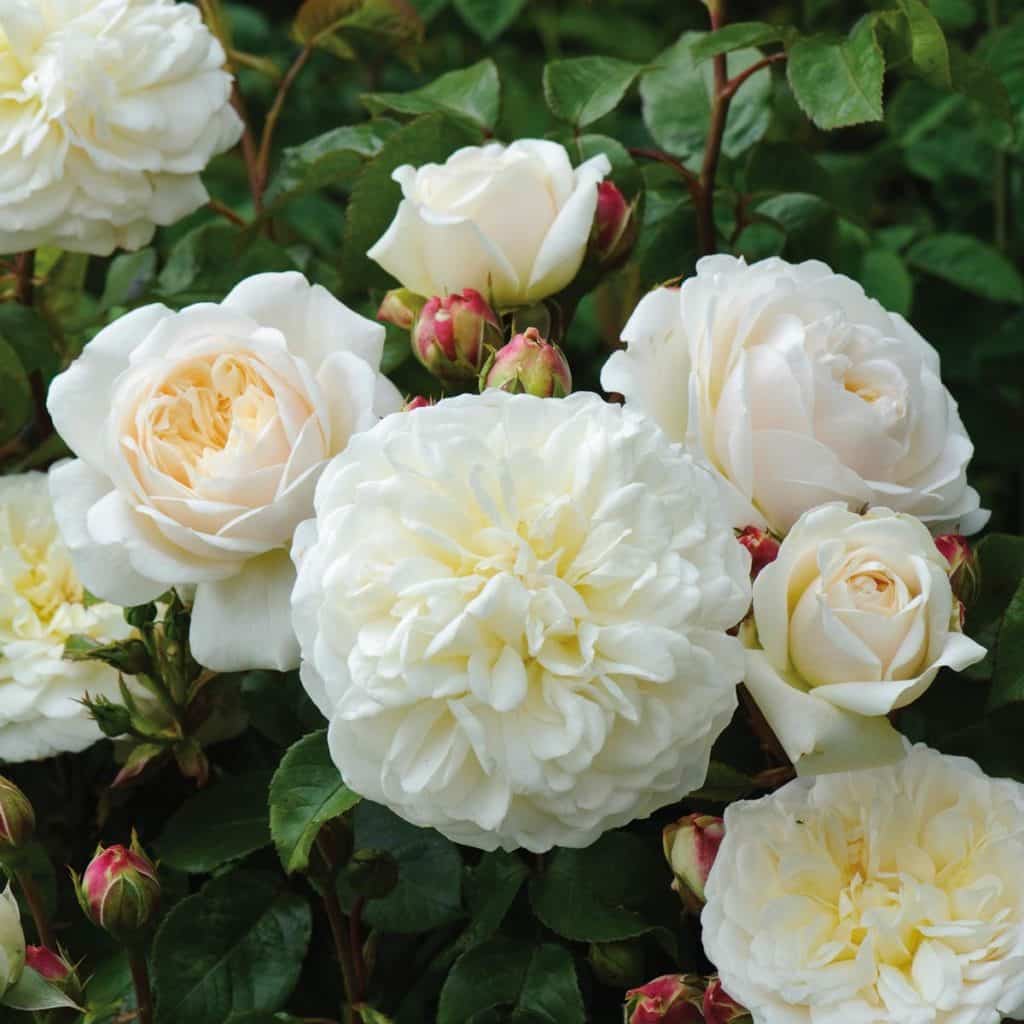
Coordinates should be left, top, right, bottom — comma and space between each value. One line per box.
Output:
663, 813, 724, 910
935, 533, 978, 604
703, 977, 752, 1024
624, 974, 702, 1024
0, 776, 34, 851
412, 289, 502, 384
736, 526, 780, 579
376, 288, 426, 331
481, 327, 572, 398
75, 835, 160, 941
593, 180, 637, 268
402, 395, 435, 412
25, 945, 71, 982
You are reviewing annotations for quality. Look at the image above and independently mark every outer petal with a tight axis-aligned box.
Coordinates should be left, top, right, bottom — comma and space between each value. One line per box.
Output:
47, 459, 167, 606
190, 549, 300, 671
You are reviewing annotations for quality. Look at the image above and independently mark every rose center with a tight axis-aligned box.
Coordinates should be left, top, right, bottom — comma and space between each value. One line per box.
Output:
846, 569, 899, 612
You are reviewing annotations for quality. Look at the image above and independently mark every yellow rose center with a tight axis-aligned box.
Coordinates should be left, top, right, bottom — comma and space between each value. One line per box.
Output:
847, 568, 899, 613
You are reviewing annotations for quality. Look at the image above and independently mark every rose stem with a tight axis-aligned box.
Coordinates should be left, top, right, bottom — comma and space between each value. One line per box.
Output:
315, 837, 364, 1024
128, 948, 155, 1024
15, 867, 57, 950
254, 44, 314, 205
13, 251, 34, 306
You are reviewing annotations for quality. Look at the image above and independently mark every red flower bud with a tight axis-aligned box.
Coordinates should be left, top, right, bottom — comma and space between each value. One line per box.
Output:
412, 289, 502, 383
737, 526, 780, 579
76, 836, 160, 941
593, 181, 637, 268
402, 395, 435, 412
376, 288, 426, 331
0, 776, 34, 850
481, 328, 572, 398
934, 534, 978, 605
624, 975, 703, 1024
703, 977, 752, 1024
26, 945, 71, 982
663, 813, 725, 909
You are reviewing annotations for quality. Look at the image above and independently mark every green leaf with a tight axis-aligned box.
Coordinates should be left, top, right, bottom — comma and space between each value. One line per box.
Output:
153, 871, 311, 1024
787, 19, 885, 129
101, 249, 157, 310
265, 121, 399, 209
269, 729, 360, 874
894, 0, 951, 89
459, 850, 529, 950
452, 0, 525, 42
0, 303, 59, 380
859, 248, 913, 316
529, 831, 676, 953
634, 186, 697, 288
746, 142, 836, 201
438, 940, 584, 1024
293, 0, 424, 63
341, 113, 479, 295
690, 21, 791, 61
543, 57, 641, 128
363, 60, 501, 130
975, 17, 1024, 142
948, 45, 1013, 125
158, 772, 272, 873
0, 334, 32, 445
1, 966, 79, 1011
906, 233, 1024, 303
641, 31, 773, 162
338, 801, 463, 934
686, 760, 756, 802
967, 534, 1024, 680
989, 573, 1024, 710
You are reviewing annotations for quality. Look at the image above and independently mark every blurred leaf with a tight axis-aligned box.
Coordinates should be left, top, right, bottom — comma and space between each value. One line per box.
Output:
453, 0, 526, 42
363, 60, 501, 130
787, 18, 885, 129
460, 850, 529, 950
893, 0, 951, 89
438, 940, 584, 1024
968, 534, 1024, 678
859, 247, 913, 316
989, 573, 1024, 710
293, 0, 423, 62
977, 15, 1024, 146
746, 141, 836, 201
634, 185, 698, 288
100, 249, 157, 310
158, 772, 272, 873
686, 760, 755, 802
931, 0, 975, 31
641, 31, 773, 162
907, 233, 1024, 304
690, 21, 792, 61
153, 871, 311, 1024
543, 57, 641, 128
265, 120, 400, 209
948, 45, 1013, 126
269, 729, 359, 874
0, 334, 32, 445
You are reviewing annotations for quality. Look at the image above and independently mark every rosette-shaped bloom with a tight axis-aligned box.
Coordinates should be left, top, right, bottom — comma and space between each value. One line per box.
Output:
47, 273, 401, 673
743, 504, 985, 774
367, 140, 610, 308
0, 0, 243, 255
0, 473, 134, 762
291, 391, 751, 852
601, 257, 987, 536
702, 745, 1024, 1024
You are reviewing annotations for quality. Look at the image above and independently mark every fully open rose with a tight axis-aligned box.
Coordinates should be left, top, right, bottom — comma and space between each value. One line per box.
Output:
47, 272, 400, 673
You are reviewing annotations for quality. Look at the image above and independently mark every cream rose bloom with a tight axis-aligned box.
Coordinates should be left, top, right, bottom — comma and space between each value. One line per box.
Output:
0, 472, 134, 762
291, 391, 751, 852
367, 140, 610, 309
0, 0, 242, 255
702, 745, 1024, 1024
743, 504, 985, 775
47, 272, 401, 673
601, 257, 987, 536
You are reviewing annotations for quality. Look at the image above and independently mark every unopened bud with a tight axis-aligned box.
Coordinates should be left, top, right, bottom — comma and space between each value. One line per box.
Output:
412, 289, 502, 384
377, 288, 426, 331
25, 946, 71, 983
624, 975, 702, 1024
0, 777, 34, 851
402, 395, 435, 412
935, 534, 978, 605
703, 977, 752, 1024
481, 328, 572, 398
737, 526, 780, 579
593, 181, 637, 268
76, 835, 160, 941
663, 813, 724, 909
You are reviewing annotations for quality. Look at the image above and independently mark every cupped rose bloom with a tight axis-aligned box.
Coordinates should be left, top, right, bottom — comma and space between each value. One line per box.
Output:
47, 272, 401, 673
702, 745, 1024, 1024
0, 884, 24, 997
291, 391, 751, 852
0, 0, 243, 255
601, 256, 987, 536
743, 504, 985, 774
367, 140, 611, 309
0, 473, 135, 762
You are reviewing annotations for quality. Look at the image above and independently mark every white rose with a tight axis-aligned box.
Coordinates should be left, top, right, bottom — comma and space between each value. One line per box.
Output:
702, 745, 1024, 1024
601, 256, 988, 536
367, 140, 610, 309
47, 272, 401, 673
0, 885, 24, 997
0, 0, 242, 256
0, 472, 135, 762
743, 503, 985, 775
291, 391, 751, 852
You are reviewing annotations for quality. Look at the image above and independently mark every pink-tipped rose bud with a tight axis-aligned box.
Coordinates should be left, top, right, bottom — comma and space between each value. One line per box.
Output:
412, 289, 502, 383
935, 534, 978, 605
377, 288, 426, 331
26, 945, 71, 982
663, 813, 724, 910
403, 395, 435, 412
703, 978, 752, 1023
737, 526, 780, 579
481, 327, 572, 398
593, 180, 637, 268
0, 776, 34, 850
76, 835, 160, 941
624, 975, 702, 1024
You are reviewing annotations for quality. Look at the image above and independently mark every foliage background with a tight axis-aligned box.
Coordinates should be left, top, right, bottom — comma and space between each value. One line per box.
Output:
1, 0, 1023, 1022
